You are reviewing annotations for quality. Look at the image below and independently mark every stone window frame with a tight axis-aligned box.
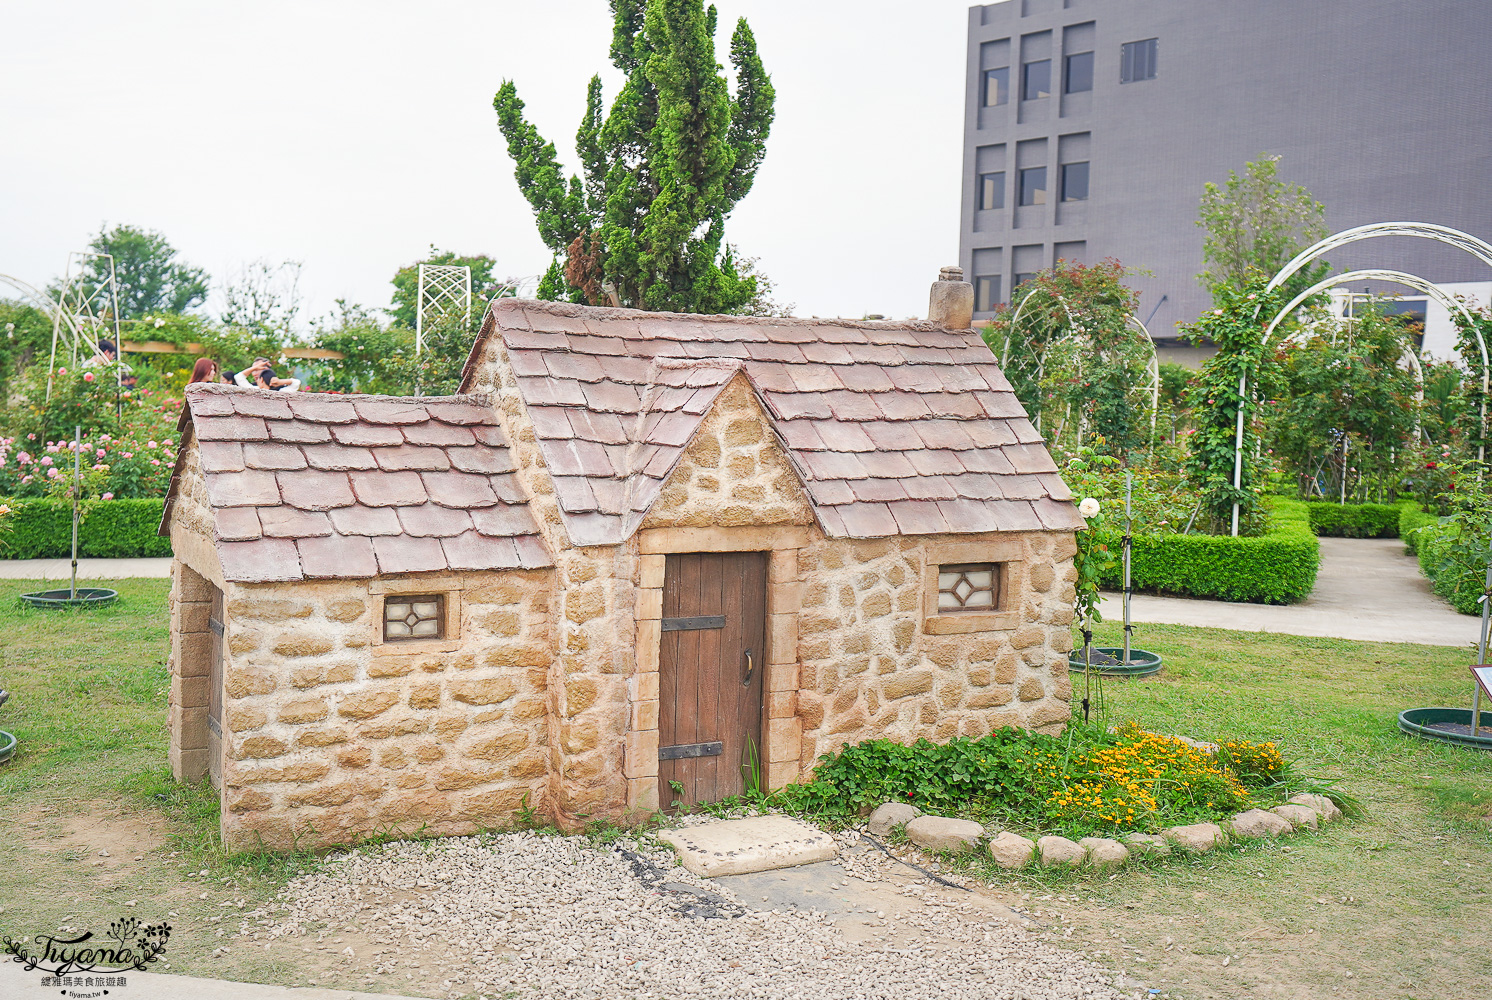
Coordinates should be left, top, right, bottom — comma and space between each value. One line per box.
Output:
383, 593, 446, 642
921, 538, 1025, 635
369, 574, 464, 654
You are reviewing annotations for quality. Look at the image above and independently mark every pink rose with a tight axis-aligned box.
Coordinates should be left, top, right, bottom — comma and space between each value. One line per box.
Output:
40, 456, 52, 466
96, 449, 105, 457
26, 433, 35, 440
150, 459, 161, 466
148, 440, 158, 449
57, 368, 66, 375
83, 372, 94, 382
46, 467, 59, 478
101, 492, 114, 500
123, 452, 133, 459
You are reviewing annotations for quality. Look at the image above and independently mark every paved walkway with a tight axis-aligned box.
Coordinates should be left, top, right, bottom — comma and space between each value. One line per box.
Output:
1100, 536, 1479, 647
0, 556, 172, 579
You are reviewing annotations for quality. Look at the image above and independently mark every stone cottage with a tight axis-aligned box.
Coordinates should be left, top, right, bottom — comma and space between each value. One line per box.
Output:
161, 292, 1083, 851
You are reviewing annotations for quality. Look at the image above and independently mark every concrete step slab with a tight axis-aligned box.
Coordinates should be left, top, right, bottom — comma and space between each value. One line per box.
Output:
658, 815, 838, 877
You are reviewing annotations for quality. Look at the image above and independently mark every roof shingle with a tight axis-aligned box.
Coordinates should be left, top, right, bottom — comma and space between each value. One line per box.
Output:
168, 385, 550, 582
459, 299, 1082, 540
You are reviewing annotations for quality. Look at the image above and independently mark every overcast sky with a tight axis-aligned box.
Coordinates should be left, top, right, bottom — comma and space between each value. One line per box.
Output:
0, 0, 981, 330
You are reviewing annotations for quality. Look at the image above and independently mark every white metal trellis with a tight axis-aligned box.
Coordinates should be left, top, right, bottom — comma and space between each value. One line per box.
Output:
998, 289, 1161, 444
1229, 224, 1492, 536
47, 251, 123, 399
415, 264, 472, 357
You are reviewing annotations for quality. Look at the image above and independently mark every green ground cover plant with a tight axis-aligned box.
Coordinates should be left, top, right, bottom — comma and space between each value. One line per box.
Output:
778, 723, 1306, 841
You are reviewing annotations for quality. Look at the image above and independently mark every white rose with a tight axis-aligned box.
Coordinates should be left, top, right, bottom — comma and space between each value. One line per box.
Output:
1078, 497, 1101, 518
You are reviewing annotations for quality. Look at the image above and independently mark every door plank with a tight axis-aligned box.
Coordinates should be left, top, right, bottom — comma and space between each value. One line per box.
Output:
657, 551, 769, 810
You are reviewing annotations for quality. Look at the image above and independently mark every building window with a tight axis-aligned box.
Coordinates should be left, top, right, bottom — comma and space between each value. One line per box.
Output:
983, 67, 1010, 107
1061, 162, 1090, 201
1064, 51, 1094, 93
384, 594, 444, 641
1121, 38, 1158, 83
937, 563, 1003, 613
974, 275, 1002, 313
977, 171, 1005, 211
1022, 59, 1051, 100
1018, 166, 1047, 206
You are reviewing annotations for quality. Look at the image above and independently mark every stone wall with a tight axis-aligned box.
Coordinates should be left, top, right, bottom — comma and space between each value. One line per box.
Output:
795, 530, 1077, 767
216, 569, 553, 851
641, 376, 815, 531
462, 337, 636, 824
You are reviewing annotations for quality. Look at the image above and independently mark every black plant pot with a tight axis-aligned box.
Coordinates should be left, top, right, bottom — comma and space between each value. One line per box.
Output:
1067, 646, 1163, 678
19, 588, 118, 609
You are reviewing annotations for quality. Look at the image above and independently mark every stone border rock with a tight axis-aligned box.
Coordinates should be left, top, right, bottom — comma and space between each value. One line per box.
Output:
875, 792, 1344, 874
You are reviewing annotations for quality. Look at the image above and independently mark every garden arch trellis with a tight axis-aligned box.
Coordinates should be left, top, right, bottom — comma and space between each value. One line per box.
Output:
997, 288, 1161, 444
1227, 223, 1492, 535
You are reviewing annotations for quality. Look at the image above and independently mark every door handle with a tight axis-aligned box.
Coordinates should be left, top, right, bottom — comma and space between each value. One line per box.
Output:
743, 648, 754, 687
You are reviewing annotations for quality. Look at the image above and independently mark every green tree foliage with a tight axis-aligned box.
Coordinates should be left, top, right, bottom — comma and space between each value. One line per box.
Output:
1270, 306, 1421, 502
0, 300, 55, 396
980, 258, 1151, 459
66, 224, 209, 320
493, 0, 776, 313
1180, 280, 1290, 532
1196, 154, 1327, 296
388, 249, 516, 329
220, 259, 303, 339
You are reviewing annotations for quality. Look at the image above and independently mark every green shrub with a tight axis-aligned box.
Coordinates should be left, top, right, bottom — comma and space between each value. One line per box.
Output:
1303, 500, 1409, 538
0, 498, 171, 559
1400, 503, 1437, 555
776, 723, 1304, 838
1096, 498, 1319, 604
1413, 521, 1488, 615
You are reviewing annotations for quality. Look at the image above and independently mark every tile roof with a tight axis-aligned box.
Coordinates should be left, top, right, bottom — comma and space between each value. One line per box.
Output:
461, 299, 1083, 543
162, 385, 550, 583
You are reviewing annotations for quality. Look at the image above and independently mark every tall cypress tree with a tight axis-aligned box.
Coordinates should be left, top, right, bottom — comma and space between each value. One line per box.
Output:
494, 0, 775, 313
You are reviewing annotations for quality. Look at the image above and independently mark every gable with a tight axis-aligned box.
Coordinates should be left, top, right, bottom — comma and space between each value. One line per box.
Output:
641, 374, 814, 531
464, 299, 1083, 542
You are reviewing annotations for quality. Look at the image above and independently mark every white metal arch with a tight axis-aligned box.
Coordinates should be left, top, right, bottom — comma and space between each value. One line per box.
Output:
998, 287, 1162, 445
0, 272, 96, 355
1266, 223, 1492, 297
1235, 256, 1492, 531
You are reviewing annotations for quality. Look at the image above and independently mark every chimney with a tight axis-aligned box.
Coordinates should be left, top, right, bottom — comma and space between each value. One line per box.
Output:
927, 266, 974, 330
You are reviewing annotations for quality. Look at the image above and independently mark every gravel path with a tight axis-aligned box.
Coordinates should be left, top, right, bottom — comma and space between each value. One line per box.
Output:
245, 828, 1133, 1000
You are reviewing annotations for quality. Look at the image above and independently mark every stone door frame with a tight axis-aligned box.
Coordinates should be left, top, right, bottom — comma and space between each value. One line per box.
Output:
626, 526, 808, 815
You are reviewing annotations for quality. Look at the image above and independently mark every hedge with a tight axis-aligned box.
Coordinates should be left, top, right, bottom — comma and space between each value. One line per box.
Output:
1303, 500, 1410, 538
1399, 504, 1438, 555
0, 498, 172, 559
1098, 498, 1319, 604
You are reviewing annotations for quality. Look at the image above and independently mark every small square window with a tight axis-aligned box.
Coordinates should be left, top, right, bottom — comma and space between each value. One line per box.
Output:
937, 563, 1003, 613
983, 67, 1010, 107
1065, 51, 1094, 93
384, 594, 445, 641
1120, 38, 1158, 83
974, 275, 1002, 313
1018, 166, 1047, 206
1022, 59, 1051, 100
977, 171, 1005, 212
1061, 161, 1090, 201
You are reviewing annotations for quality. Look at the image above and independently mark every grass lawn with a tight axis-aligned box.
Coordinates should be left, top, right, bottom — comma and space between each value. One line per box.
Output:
0, 579, 1488, 999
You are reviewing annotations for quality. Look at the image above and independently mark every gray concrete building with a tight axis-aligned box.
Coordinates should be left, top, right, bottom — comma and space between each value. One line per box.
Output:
959, 0, 1492, 346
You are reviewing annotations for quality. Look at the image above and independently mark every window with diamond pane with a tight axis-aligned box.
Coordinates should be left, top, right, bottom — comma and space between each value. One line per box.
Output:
384, 594, 445, 641
937, 564, 1002, 613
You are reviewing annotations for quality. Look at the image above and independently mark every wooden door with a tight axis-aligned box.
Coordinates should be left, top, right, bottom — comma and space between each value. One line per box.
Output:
658, 552, 768, 809
207, 585, 225, 788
